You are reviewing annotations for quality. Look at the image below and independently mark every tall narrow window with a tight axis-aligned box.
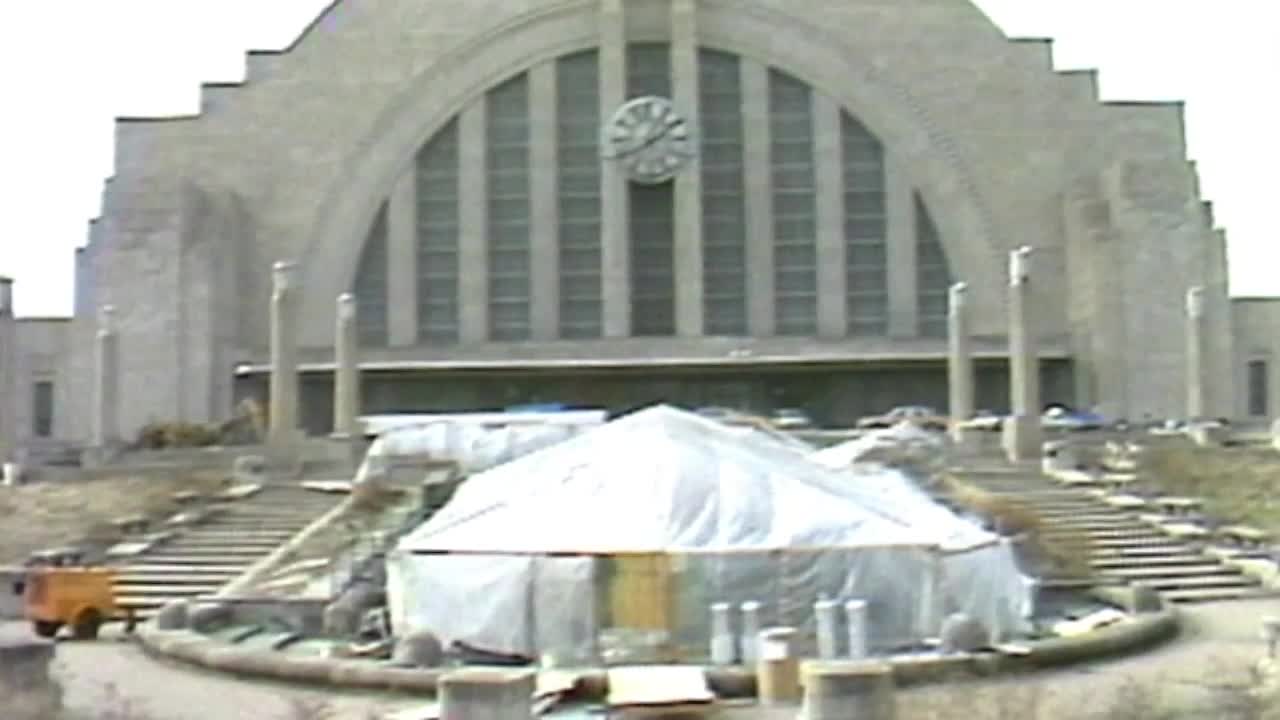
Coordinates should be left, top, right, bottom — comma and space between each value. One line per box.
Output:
915, 193, 953, 338
627, 44, 676, 337
32, 381, 53, 438
768, 69, 817, 336
699, 49, 748, 336
353, 203, 389, 347
842, 114, 887, 336
486, 74, 533, 341
416, 119, 461, 343
1248, 359, 1269, 417
556, 51, 603, 339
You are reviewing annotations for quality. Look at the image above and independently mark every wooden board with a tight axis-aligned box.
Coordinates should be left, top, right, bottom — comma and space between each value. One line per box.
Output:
607, 665, 715, 712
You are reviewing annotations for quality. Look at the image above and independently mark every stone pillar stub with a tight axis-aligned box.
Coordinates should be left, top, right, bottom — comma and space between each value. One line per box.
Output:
947, 282, 974, 439
268, 261, 302, 446
1003, 246, 1042, 462
439, 668, 536, 720
671, 0, 705, 338
0, 277, 16, 463
599, 0, 631, 339
91, 304, 120, 448
1185, 285, 1206, 421
332, 293, 361, 439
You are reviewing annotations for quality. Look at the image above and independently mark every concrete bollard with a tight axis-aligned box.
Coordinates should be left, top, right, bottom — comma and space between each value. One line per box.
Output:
815, 599, 840, 659
800, 660, 896, 720
756, 627, 800, 706
709, 602, 737, 665
153, 600, 191, 631
1263, 617, 1280, 659
740, 601, 762, 664
940, 613, 989, 654
439, 667, 535, 720
844, 599, 868, 659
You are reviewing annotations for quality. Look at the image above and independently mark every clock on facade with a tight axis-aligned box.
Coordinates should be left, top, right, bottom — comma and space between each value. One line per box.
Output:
602, 95, 696, 185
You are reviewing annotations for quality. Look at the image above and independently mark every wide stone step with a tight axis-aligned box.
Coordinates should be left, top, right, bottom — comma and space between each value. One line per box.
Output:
1162, 586, 1264, 604
1137, 573, 1258, 591
1086, 537, 1184, 549
116, 564, 248, 574
135, 555, 260, 566
141, 548, 272, 559
1091, 554, 1212, 569
112, 584, 223, 597
1036, 512, 1131, 523
1090, 545, 1198, 558
178, 530, 296, 541
114, 573, 238, 586
1042, 520, 1149, 533
1097, 564, 1233, 580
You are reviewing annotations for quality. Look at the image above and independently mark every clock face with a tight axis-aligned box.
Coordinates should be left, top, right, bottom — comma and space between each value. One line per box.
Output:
602, 96, 696, 185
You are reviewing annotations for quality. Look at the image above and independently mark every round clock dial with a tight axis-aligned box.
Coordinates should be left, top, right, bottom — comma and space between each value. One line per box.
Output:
602, 96, 696, 185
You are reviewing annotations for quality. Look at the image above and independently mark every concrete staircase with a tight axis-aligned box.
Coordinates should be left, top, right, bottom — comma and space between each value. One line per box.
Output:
947, 467, 1262, 604
109, 484, 345, 619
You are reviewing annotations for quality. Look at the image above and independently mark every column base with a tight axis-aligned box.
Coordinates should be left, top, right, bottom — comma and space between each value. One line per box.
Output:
1001, 414, 1042, 463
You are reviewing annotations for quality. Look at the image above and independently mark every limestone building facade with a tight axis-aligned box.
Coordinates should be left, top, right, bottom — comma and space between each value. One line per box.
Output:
2, 0, 1277, 454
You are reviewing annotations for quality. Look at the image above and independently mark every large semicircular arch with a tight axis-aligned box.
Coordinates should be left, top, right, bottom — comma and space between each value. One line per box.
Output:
296, 0, 1003, 345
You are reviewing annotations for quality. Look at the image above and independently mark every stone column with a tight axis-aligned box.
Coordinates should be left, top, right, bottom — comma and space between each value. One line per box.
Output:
1185, 286, 1206, 422
741, 59, 775, 337
885, 150, 918, 338
947, 282, 974, 439
387, 165, 419, 347
528, 62, 560, 341
1002, 246, 1042, 462
91, 304, 120, 448
332, 293, 361, 439
458, 101, 490, 344
814, 94, 847, 339
671, 0, 704, 337
268, 261, 301, 446
598, 0, 631, 338
0, 277, 14, 462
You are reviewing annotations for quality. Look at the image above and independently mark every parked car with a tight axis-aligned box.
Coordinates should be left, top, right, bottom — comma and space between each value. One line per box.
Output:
856, 406, 948, 432
769, 408, 814, 430
960, 410, 1005, 432
1041, 405, 1107, 431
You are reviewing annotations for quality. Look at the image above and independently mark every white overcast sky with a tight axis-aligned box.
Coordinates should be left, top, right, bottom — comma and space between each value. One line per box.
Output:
0, 1, 1275, 317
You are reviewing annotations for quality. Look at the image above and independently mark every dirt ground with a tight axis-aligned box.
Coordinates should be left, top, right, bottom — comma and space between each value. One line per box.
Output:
0, 472, 227, 565
1139, 444, 1280, 535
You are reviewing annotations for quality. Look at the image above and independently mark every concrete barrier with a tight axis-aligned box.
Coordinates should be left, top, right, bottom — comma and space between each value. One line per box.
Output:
0, 566, 26, 620
135, 587, 1181, 699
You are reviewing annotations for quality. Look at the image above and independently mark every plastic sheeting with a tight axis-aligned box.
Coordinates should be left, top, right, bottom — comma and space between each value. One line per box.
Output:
809, 422, 945, 469
387, 405, 1032, 659
354, 422, 588, 484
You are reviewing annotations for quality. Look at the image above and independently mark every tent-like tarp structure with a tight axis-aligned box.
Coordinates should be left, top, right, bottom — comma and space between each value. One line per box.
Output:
387, 406, 1030, 662
354, 421, 592, 484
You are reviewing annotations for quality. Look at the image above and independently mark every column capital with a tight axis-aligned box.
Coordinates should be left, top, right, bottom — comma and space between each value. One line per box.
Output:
1186, 285, 1205, 318
1009, 246, 1032, 286
948, 282, 969, 315
272, 260, 299, 293
98, 304, 116, 334
337, 292, 358, 321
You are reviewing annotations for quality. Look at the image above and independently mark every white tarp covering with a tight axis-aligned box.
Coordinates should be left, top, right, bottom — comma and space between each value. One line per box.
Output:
354, 422, 590, 483
809, 421, 945, 469
359, 410, 608, 438
387, 405, 1031, 660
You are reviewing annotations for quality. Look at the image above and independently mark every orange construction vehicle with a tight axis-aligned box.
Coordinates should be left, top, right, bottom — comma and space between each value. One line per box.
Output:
19, 547, 136, 640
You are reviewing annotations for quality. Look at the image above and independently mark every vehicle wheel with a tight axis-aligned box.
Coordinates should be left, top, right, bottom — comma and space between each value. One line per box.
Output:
32, 620, 62, 638
72, 609, 102, 640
